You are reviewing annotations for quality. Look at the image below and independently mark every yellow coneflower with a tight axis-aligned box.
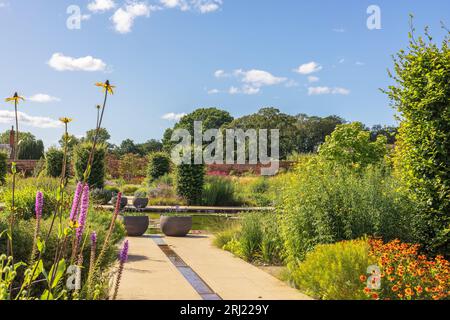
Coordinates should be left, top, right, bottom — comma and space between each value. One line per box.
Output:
5, 92, 25, 103
95, 80, 115, 95
59, 117, 73, 124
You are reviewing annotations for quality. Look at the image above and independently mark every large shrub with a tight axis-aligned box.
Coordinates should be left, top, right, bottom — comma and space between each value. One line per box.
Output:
293, 239, 372, 300
45, 147, 69, 178
18, 137, 44, 160
386, 27, 450, 256
147, 152, 171, 182
278, 158, 417, 263
319, 122, 387, 167
74, 142, 106, 189
202, 176, 236, 206
176, 162, 205, 205
0, 152, 7, 185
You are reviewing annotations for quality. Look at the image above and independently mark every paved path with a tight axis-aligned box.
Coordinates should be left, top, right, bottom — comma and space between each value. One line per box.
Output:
116, 236, 200, 300
164, 235, 311, 300
118, 235, 311, 300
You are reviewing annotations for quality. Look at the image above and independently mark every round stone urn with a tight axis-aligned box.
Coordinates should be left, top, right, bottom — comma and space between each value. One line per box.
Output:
133, 197, 149, 209
160, 215, 192, 237
112, 196, 128, 210
123, 216, 149, 237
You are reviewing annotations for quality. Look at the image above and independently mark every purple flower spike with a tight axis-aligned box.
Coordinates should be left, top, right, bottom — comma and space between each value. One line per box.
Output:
76, 185, 90, 242
70, 182, 83, 221
119, 240, 129, 263
90, 231, 97, 245
35, 191, 43, 219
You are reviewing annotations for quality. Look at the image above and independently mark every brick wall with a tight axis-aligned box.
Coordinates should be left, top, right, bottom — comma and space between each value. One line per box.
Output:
7, 160, 39, 174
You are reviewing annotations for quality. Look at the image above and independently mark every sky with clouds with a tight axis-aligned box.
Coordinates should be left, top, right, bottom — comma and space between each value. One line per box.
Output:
0, 0, 448, 147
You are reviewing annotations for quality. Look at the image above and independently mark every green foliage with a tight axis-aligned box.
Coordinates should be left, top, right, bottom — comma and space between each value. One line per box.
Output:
74, 142, 106, 189
134, 189, 147, 198
278, 158, 416, 263
45, 147, 69, 178
121, 184, 140, 196
147, 152, 171, 182
176, 163, 205, 205
292, 239, 372, 300
319, 122, 387, 167
0, 152, 7, 185
104, 184, 120, 194
202, 176, 236, 206
216, 212, 284, 265
119, 153, 145, 181
386, 25, 450, 256
0, 177, 63, 220
91, 188, 113, 205
18, 137, 44, 160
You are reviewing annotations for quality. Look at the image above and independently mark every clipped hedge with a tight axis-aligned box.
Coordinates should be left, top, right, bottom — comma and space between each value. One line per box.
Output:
45, 147, 70, 178
176, 162, 205, 205
0, 151, 7, 185
147, 152, 171, 182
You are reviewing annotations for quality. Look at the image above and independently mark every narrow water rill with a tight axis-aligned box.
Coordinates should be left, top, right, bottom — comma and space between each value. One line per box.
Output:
151, 236, 222, 300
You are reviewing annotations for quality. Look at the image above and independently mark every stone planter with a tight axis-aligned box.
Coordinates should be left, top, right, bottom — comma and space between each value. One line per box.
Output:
160, 215, 192, 237
123, 216, 149, 237
133, 197, 149, 209
112, 196, 128, 210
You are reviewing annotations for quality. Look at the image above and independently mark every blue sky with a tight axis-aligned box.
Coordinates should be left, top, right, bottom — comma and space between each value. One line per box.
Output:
0, 0, 449, 147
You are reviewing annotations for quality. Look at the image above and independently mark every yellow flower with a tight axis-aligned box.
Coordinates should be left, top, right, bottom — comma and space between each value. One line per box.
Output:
5, 92, 25, 103
59, 117, 73, 124
95, 80, 115, 94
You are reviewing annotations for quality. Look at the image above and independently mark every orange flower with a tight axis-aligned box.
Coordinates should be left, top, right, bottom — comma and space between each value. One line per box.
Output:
364, 287, 371, 294
415, 286, 423, 294
392, 285, 399, 292
405, 288, 413, 296
371, 293, 379, 300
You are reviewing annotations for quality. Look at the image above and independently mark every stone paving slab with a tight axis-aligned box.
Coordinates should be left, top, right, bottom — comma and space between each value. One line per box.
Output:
164, 235, 312, 300
117, 236, 201, 300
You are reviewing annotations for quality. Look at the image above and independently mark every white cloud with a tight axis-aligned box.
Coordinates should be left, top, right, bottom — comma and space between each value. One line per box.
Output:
333, 28, 345, 33
0, 110, 62, 128
294, 62, 322, 75
307, 76, 319, 83
285, 80, 299, 87
162, 112, 187, 121
308, 86, 350, 96
356, 61, 365, 66
0, 2, 9, 8
207, 89, 220, 94
160, 0, 222, 13
27, 94, 61, 103
214, 69, 230, 78
339, 58, 345, 64
111, 2, 151, 34
48, 53, 107, 72
88, 0, 116, 12
228, 85, 260, 95
235, 69, 286, 87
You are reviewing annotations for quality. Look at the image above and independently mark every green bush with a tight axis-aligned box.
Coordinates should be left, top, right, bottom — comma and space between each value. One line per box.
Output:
121, 184, 140, 196
74, 142, 106, 189
0, 177, 63, 220
176, 163, 205, 205
91, 188, 113, 205
386, 27, 450, 256
147, 152, 171, 182
216, 212, 284, 264
0, 152, 7, 185
104, 185, 120, 194
18, 137, 44, 160
134, 189, 147, 198
202, 176, 236, 206
45, 147, 70, 178
292, 239, 372, 300
278, 158, 416, 262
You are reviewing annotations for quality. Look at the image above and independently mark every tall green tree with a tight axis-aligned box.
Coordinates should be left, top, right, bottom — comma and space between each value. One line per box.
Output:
319, 122, 387, 167
386, 22, 450, 255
